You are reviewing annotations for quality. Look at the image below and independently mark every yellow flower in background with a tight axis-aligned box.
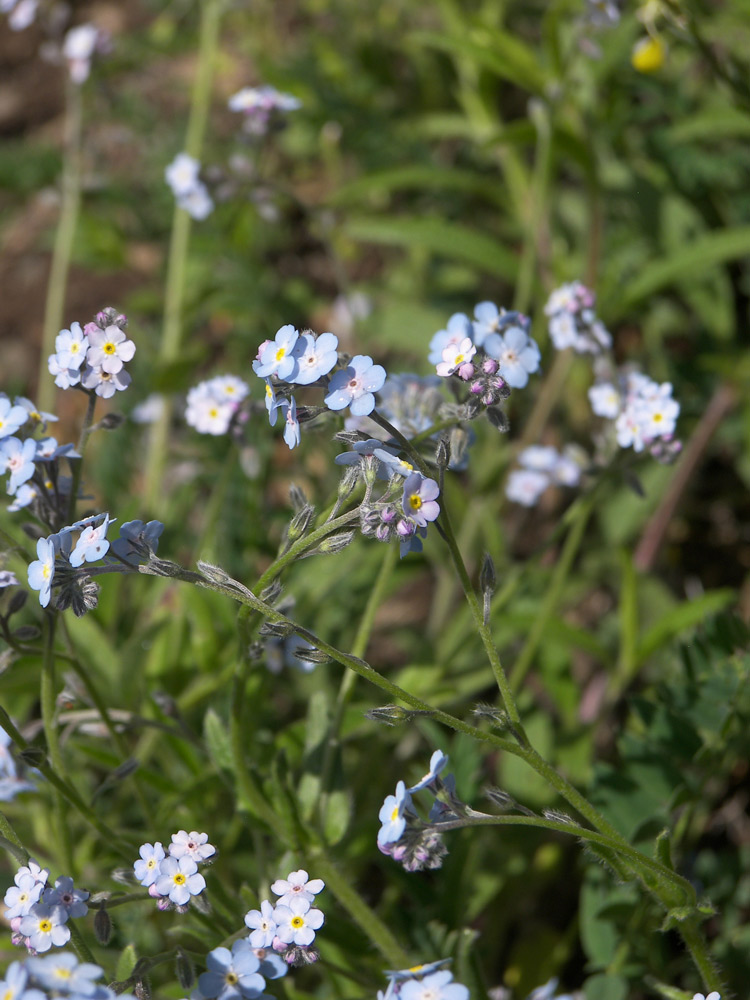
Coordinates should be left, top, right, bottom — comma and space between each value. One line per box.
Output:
631, 34, 667, 72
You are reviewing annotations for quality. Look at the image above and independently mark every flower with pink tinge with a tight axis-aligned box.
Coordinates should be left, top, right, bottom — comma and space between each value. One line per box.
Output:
272, 897, 324, 947
324, 354, 386, 416
270, 870, 325, 908
63, 23, 100, 84
168, 830, 216, 863
435, 338, 476, 377
401, 473, 440, 528
69, 514, 112, 567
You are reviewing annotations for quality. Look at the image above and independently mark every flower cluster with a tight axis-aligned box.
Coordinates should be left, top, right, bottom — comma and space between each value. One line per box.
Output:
4, 860, 88, 955
377, 750, 463, 871
336, 440, 441, 557
489, 977, 585, 1000
133, 830, 214, 910
228, 85, 301, 136
0, 395, 77, 516
505, 445, 585, 508
589, 367, 681, 458
0, 952, 133, 1000
378, 960, 469, 1000
430, 302, 540, 391
0, 726, 36, 802
243, 868, 325, 967
248, 324, 385, 451
544, 281, 611, 355
27, 516, 163, 613
48, 309, 135, 398
185, 376, 250, 436
165, 152, 214, 220
195, 940, 286, 1000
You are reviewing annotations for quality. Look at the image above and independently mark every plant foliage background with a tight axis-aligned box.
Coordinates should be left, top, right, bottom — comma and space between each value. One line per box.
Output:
1, 1, 749, 999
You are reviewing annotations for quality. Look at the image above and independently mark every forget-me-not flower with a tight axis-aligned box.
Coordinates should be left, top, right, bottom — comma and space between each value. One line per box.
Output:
399, 969, 469, 1000
428, 313, 473, 365
483, 324, 541, 389
253, 325, 300, 381
401, 473, 440, 528
408, 749, 448, 792
378, 780, 413, 845
270, 869, 325, 907
28, 537, 56, 607
155, 856, 206, 905
198, 940, 266, 1000
134, 842, 165, 887
19, 903, 71, 952
43, 877, 88, 919
1, 437, 37, 495
272, 896, 324, 946
289, 331, 338, 385
0, 397, 28, 440
244, 899, 277, 948
4, 873, 44, 918
69, 514, 112, 567
27, 952, 103, 995
283, 396, 301, 450
324, 354, 386, 416
168, 830, 216, 863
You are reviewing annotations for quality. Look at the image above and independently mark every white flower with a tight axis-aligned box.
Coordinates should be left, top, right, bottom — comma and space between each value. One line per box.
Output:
270, 869, 325, 907
168, 830, 216, 862
178, 182, 214, 220
165, 153, 201, 198
63, 24, 99, 84
588, 382, 621, 419
505, 469, 549, 507
272, 896, 324, 946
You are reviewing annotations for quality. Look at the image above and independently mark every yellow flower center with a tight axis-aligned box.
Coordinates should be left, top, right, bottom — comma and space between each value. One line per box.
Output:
70, 343, 80, 353
265, 384, 273, 398
409, 965, 425, 973
275, 347, 286, 362
653, 412, 663, 423
225, 973, 239, 986
455, 353, 465, 365
409, 495, 423, 511
391, 806, 400, 821
42, 565, 51, 580
209, 407, 219, 418
291, 916, 305, 928
173, 873, 186, 885
146, 858, 156, 869
39, 919, 52, 933
57, 969, 72, 980
103, 342, 116, 355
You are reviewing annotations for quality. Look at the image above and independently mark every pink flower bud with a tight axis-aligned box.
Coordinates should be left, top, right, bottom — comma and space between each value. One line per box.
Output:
457, 362, 475, 380
482, 357, 499, 375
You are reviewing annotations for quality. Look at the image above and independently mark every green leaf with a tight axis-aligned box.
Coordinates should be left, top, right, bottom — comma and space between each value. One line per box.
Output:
636, 589, 735, 664
343, 216, 518, 280
203, 709, 234, 774
327, 165, 507, 209
619, 226, 750, 308
666, 107, 750, 143
115, 944, 138, 983
323, 787, 351, 845
412, 27, 547, 94
584, 973, 628, 1000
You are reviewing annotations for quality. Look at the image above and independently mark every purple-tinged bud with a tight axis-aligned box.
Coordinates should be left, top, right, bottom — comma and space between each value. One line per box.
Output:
375, 524, 391, 543
11, 932, 24, 947
482, 392, 496, 407
469, 381, 483, 395
396, 519, 415, 538
157, 897, 171, 911
380, 505, 397, 523
83, 322, 99, 338
147, 884, 161, 899
482, 357, 499, 375
272, 936, 287, 953
457, 362, 475, 380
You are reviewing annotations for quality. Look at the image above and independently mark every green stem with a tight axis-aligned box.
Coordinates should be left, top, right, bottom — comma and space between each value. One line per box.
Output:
317, 543, 398, 828
230, 658, 281, 829
513, 99, 552, 315
680, 919, 724, 994
38, 78, 82, 414
308, 854, 411, 968
66, 390, 98, 523
510, 490, 596, 690
40, 615, 64, 776
0, 810, 29, 865
145, 0, 224, 512
68, 919, 97, 964
0, 708, 133, 858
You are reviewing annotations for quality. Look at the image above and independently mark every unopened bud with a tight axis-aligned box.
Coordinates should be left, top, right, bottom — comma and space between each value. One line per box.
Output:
175, 948, 195, 990
258, 620, 294, 638
286, 504, 315, 543
20, 746, 46, 768
94, 905, 112, 945
98, 412, 126, 430
435, 437, 451, 470
292, 647, 331, 665
260, 579, 283, 604
486, 406, 509, 432
7, 591, 27, 615
316, 531, 355, 554
288, 483, 308, 512
13, 625, 41, 642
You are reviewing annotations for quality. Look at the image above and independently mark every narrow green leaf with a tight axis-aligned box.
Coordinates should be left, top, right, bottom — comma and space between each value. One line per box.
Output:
619, 226, 750, 308
636, 589, 735, 664
412, 28, 547, 94
343, 216, 517, 280
203, 708, 234, 773
327, 165, 507, 209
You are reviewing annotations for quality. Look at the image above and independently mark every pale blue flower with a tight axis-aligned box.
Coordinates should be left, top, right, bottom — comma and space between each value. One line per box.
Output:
270, 869, 324, 907
244, 899, 276, 948
134, 842, 165, 887
28, 537, 56, 607
400, 970, 468, 1000
168, 830, 216, 862
483, 325, 541, 389
19, 903, 71, 952
8, 482, 38, 511
0, 961, 45, 1000
253, 325, 300, 380
155, 856, 205, 904
0, 437, 37, 494
27, 952, 103, 996
198, 941, 265, 1000
273, 896, 324, 946
14, 396, 58, 427
428, 313, 473, 364
0, 397, 28, 440
283, 396, 300, 450
377, 780, 412, 845
373, 448, 417, 479
289, 331, 338, 385
69, 515, 112, 568
0, 570, 18, 588
54, 323, 88, 371
324, 354, 386, 416
4, 873, 44, 918
34, 438, 79, 462
263, 379, 285, 426
408, 750, 448, 792
48, 352, 82, 390
401, 473, 440, 528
